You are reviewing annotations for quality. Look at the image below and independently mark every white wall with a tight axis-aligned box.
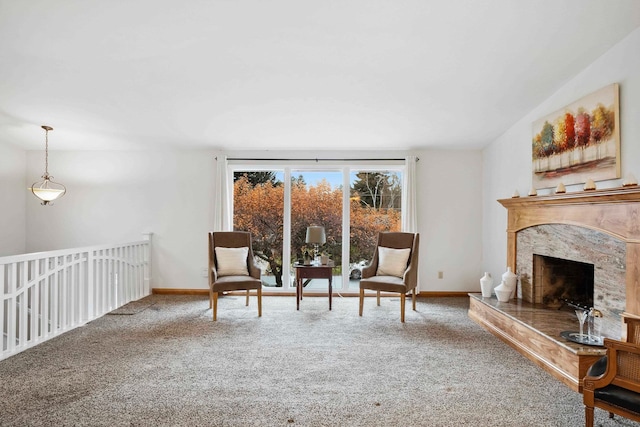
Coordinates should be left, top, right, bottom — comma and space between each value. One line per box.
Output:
416, 149, 483, 291
0, 141, 26, 256
26, 150, 216, 290
482, 27, 640, 281
24, 148, 483, 292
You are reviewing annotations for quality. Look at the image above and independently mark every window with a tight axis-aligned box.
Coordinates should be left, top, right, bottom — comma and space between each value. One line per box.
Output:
230, 163, 404, 292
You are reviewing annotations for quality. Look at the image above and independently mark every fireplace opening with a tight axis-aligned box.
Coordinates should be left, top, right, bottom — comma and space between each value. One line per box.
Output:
533, 254, 594, 309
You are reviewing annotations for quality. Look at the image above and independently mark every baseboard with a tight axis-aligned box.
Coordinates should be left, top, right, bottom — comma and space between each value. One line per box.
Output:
419, 291, 472, 298
152, 288, 209, 295
151, 288, 473, 298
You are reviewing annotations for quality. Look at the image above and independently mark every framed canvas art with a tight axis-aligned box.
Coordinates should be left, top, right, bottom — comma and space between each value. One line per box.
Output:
532, 83, 620, 189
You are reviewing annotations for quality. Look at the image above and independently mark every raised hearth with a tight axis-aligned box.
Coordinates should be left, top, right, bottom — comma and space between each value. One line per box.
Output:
469, 186, 640, 392
468, 294, 605, 392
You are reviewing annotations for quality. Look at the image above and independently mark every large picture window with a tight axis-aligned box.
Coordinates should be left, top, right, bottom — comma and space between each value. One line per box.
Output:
230, 162, 405, 293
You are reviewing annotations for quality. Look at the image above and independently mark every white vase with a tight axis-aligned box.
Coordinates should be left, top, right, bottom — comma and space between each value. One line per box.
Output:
494, 282, 511, 302
502, 267, 517, 296
480, 272, 494, 298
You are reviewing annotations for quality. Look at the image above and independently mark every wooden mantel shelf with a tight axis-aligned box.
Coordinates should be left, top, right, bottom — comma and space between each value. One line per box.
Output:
499, 186, 640, 209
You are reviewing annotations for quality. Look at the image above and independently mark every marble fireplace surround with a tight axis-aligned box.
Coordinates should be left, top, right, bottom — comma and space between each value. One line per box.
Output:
500, 186, 640, 336
517, 224, 625, 339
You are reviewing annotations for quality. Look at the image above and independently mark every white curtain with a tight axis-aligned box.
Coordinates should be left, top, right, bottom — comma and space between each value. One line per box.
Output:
213, 155, 232, 231
402, 155, 418, 233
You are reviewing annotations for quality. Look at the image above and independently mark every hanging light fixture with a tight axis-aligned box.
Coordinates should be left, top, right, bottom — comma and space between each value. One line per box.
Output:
29, 125, 66, 205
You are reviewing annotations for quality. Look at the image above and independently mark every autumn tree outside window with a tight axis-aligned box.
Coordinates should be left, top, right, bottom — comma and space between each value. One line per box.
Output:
231, 165, 403, 291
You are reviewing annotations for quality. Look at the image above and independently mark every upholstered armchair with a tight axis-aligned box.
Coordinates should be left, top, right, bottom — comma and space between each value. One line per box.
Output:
208, 231, 262, 321
358, 232, 419, 322
583, 336, 640, 426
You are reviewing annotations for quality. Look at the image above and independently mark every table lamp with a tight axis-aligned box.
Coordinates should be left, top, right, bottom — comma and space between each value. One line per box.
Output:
305, 225, 326, 262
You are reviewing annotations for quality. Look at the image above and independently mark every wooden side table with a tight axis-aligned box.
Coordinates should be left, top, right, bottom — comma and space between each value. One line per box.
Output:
294, 262, 334, 310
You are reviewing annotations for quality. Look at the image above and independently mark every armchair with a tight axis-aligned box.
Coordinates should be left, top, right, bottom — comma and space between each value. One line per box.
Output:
208, 231, 262, 321
583, 338, 640, 426
358, 232, 419, 322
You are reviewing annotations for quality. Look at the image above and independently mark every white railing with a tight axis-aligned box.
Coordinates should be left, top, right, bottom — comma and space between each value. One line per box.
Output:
1, 234, 152, 361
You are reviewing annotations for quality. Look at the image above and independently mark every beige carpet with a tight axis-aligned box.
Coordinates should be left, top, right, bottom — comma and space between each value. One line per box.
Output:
1, 294, 638, 427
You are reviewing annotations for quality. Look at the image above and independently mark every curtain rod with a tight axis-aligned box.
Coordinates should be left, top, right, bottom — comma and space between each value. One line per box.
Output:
216, 157, 418, 162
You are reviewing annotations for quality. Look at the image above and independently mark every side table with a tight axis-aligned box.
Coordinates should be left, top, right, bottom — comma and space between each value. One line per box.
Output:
294, 262, 334, 310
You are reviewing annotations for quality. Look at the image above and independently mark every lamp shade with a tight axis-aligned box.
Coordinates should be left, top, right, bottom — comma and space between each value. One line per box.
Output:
305, 226, 326, 245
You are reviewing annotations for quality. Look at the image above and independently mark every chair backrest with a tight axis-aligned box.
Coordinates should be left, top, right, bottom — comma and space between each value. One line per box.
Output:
624, 315, 640, 344
209, 231, 259, 278
369, 232, 419, 275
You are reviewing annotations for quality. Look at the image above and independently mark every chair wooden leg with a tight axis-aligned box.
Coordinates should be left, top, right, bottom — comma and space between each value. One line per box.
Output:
412, 288, 417, 311
209, 291, 212, 309
212, 292, 218, 321
585, 406, 594, 427
609, 412, 614, 419
359, 289, 364, 316
246, 289, 250, 306
377, 290, 381, 306
257, 287, 262, 317
400, 293, 406, 323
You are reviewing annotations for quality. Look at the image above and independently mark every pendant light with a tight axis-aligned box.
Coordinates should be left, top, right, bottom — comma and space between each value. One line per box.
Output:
30, 125, 66, 205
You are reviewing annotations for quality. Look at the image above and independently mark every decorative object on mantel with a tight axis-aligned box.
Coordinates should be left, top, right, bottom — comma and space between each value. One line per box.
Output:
501, 267, 518, 299
528, 186, 537, 196
532, 83, 620, 190
494, 282, 511, 302
623, 172, 638, 187
480, 272, 494, 298
29, 125, 66, 205
583, 178, 596, 191
511, 189, 520, 198
555, 182, 566, 194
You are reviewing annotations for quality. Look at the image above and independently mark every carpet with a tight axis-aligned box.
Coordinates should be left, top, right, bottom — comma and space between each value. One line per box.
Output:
1, 294, 638, 427
108, 299, 156, 315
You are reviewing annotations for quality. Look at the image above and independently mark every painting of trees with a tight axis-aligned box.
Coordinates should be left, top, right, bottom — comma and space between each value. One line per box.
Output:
575, 110, 591, 147
531, 83, 620, 188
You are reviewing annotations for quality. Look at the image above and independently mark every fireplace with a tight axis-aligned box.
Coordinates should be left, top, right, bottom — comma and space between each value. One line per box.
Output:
468, 186, 640, 392
533, 254, 594, 309
516, 223, 626, 339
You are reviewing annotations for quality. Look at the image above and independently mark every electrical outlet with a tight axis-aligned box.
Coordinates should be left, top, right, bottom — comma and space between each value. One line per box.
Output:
202, 268, 209, 278
438, 271, 444, 279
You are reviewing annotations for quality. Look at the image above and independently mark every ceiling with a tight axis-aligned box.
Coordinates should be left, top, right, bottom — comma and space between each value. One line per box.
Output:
1, 0, 640, 152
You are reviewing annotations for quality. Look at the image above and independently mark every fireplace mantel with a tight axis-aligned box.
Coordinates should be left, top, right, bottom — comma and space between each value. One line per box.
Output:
498, 186, 640, 317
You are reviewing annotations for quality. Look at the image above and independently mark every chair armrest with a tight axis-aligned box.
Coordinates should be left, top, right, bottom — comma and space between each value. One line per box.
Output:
584, 339, 640, 392
362, 263, 376, 279
209, 264, 218, 284
403, 263, 418, 291
248, 262, 261, 280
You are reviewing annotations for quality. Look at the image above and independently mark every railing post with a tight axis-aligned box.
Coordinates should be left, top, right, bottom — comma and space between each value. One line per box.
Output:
142, 233, 153, 295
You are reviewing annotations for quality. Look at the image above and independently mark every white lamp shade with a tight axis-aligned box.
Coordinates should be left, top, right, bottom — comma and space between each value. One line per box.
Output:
30, 178, 66, 204
305, 226, 326, 245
